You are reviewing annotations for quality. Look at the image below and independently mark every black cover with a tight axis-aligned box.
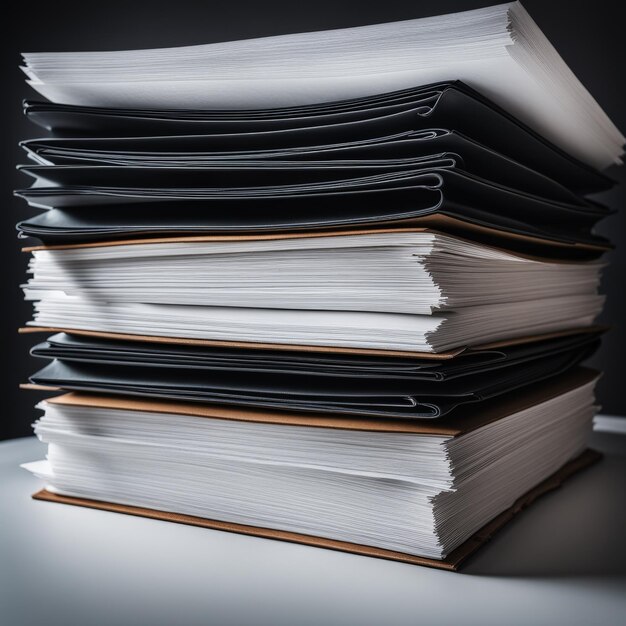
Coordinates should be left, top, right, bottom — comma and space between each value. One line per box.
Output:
22, 81, 613, 194
17, 129, 592, 205
15, 167, 609, 249
29, 332, 600, 418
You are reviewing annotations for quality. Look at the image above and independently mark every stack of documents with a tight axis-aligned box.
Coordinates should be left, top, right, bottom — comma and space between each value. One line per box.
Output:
18, 2, 622, 570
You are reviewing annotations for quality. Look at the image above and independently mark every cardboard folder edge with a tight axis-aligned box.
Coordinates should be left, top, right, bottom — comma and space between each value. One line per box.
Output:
21, 220, 610, 258
17, 325, 607, 360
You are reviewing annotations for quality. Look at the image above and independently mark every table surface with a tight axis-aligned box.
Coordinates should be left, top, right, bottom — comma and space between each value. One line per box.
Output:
2, 432, 625, 626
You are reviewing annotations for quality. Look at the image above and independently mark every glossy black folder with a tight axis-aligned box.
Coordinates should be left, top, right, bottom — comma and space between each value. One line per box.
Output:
19, 130, 588, 205
22, 81, 613, 194
15, 167, 609, 249
29, 332, 599, 418
31, 331, 601, 381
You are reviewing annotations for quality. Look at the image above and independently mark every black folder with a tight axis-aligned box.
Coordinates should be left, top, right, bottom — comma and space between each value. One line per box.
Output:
18, 129, 595, 206
15, 167, 609, 249
22, 81, 614, 194
29, 331, 599, 418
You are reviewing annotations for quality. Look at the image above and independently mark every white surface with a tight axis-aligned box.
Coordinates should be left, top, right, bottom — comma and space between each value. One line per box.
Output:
594, 415, 626, 434
2, 429, 625, 626
21, 3, 625, 169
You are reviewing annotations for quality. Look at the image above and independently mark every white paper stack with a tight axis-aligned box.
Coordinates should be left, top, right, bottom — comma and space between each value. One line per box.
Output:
21, 3, 624, 169
23, 376, 597, 560
18, 2, 620, 569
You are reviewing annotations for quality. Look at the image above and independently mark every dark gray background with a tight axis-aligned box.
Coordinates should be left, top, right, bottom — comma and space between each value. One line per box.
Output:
1, 0, 624, 440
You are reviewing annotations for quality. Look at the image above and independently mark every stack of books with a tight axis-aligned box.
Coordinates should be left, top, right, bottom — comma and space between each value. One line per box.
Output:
18, 2, 622, 570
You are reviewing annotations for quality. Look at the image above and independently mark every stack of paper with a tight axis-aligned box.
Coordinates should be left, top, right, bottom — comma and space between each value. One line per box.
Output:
17, 2, 621, 570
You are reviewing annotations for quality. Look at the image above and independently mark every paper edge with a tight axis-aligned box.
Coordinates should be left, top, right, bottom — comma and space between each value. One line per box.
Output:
30, 448, 602, 571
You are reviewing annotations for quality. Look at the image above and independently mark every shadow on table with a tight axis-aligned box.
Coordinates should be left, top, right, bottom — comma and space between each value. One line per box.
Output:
462, 448, 626, 579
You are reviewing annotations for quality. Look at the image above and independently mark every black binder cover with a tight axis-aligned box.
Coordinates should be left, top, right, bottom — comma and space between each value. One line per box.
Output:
22, 81, 614, 194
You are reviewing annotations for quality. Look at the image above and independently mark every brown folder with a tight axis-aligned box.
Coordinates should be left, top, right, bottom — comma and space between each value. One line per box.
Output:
21, 220, 611, 257
30, 368, 601, 570
18, 325, 606, 359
